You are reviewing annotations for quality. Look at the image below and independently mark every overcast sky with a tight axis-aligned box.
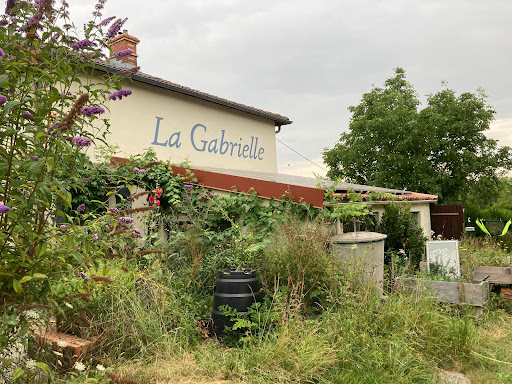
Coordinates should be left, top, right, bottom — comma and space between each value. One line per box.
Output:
68, 0, 511, 178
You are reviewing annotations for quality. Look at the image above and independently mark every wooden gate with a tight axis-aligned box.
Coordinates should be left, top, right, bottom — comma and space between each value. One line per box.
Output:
430, 204, 464, 240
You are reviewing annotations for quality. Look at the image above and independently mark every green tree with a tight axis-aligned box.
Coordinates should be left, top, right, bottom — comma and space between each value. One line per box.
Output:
323, 68, 512, 203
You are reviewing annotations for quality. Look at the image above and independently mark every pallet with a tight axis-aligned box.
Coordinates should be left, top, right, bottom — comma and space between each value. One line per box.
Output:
472, 266, 512, 285
396, 276, 490, 309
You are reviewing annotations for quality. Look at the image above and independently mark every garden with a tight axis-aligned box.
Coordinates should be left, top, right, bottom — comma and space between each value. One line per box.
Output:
2, 1, 512, 384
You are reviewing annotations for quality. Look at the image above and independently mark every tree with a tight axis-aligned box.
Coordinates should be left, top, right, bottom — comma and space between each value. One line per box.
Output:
323, 68, 512, 203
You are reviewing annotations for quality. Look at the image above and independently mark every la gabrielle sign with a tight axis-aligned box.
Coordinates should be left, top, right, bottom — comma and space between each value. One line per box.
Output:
151, 116, 265, 160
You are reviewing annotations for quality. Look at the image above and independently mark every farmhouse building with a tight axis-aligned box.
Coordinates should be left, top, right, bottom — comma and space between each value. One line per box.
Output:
100, 31, 441, 239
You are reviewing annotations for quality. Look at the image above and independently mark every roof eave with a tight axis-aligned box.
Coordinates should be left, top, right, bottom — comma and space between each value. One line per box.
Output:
94, 62, 292, 127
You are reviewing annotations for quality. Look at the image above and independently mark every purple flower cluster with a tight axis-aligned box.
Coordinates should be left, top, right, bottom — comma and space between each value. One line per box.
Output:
110, 207, 120, 214
91, 233, 99, 240
99, 16, 116, 27
108, 89, 132, 101
132, 228, 142, 238
0, 48, 5, 58
132, 167, 146, 175
77, 203, 86, 212
30, 155, 38, 161
0, 94, 7, 106
81, 106, 105, 117
21, 110, 34, 121
114, 49, 133, 59
60, 224, 68, 229
59, 91, 73, 97
0, 204, 10, 214
106, 18, 127, 39
5, 0, 16, 16
198, 192, 215, 201
184, 184, 193, 193
1, 19, 8, 26
71, 136, 92, 147
118, 216, 133, 225
73, 39, 97, 50
79, 272, 87, 279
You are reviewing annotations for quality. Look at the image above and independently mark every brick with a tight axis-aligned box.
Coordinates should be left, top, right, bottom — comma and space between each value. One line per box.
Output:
30, 326, 98, 357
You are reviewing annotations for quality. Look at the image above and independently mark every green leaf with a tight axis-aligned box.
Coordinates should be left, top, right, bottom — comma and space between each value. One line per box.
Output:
12, 279, 22, 293
38, 241, 47, 257
45, 157, 55, 172
20, 276, 33, 284
12, 367, 25, 380
35, 361, 51, 375
33, 273, 47, 279
34, 132, 47, 141
3, 100, 22, 111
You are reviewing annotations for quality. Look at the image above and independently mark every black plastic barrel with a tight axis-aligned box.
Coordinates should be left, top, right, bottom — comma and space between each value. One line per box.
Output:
209, 268, 261, 336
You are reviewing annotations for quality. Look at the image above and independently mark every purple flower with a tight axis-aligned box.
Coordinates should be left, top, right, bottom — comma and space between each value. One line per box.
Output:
0, 204, 10, 213
108, 89, 132, 101
21, 110, 34, 121
5, 0, 16, 16
110, 207, 120, 214
138, 169, 146, 175
114, 49, 133, 59
0, 48, 5, 58
60, 224, 68, 229
183, 198, 188, 203
99, 16, 116, 27
79, 272, 87, 279
199, 194, 207, 201
0, 94, 7, 106
91, 233, 98, 239
106, 17, 127, 39
71, 136, 92, 147
132, 228, 142, 238
73, 39, 97, 50
77, 203, 86, 212
53, 32, 60, 40
132, 167, 140, 173
81, 106, 105, 117
184, 184, 193, 193
30, 155, 38, 161
118, 216, 133, 225
1, 19, 8, 26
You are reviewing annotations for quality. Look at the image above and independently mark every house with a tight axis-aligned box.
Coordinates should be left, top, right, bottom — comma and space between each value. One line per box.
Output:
101, 31, 438, 238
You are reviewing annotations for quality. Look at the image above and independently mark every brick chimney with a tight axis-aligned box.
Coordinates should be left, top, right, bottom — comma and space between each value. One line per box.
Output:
108, 30, 140, 67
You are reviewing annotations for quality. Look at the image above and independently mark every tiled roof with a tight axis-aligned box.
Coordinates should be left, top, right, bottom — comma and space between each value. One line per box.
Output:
93, 60, 292, 126
332, 192, 438, 202
193, 167, 439, 201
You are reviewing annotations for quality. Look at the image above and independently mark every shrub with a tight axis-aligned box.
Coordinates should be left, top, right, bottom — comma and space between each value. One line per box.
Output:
377, 202, 427, 267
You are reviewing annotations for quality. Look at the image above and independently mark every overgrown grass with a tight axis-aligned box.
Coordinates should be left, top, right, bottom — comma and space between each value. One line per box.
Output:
56, 221, 512, 384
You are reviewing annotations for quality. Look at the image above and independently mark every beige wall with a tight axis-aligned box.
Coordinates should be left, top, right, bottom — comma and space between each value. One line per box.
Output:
369, 201, 433, 239
103, 80, 278, 172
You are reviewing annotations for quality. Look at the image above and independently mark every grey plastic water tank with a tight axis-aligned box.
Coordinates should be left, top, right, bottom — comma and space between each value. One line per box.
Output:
330, 231, 387, 296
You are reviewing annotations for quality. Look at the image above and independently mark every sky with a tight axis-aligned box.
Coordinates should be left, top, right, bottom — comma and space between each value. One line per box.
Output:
68, 0, 511, 178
